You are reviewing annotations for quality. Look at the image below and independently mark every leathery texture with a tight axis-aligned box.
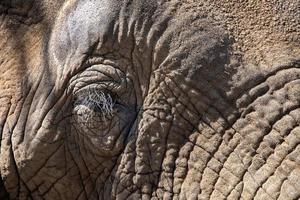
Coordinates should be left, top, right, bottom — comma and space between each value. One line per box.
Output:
0, 0, 299, 200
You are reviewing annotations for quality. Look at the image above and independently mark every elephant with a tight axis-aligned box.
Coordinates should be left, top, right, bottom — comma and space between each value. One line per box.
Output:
0, 0, 299, 199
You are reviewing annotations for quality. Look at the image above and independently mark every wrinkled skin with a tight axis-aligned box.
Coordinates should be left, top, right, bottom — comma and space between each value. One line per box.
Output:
0, 0, 300, 199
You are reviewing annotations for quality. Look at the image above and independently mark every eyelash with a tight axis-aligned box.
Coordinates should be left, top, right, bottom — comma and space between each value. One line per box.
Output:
74, 89, 116, 115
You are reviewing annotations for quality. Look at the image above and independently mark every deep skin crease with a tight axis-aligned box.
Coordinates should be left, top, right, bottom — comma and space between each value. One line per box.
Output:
0, 0, 300, 199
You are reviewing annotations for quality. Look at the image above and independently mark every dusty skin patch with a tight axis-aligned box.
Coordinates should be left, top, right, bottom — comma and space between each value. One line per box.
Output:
0, 0, 299, 199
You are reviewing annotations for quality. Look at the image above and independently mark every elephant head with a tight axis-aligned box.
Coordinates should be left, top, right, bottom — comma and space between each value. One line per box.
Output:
0, 0, 299, 199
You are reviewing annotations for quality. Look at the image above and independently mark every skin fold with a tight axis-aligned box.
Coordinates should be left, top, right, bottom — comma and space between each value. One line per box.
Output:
0, 0, 299, 199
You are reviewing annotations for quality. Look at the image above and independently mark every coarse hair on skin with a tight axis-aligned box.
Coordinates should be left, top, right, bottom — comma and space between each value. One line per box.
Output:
74, 89, 115, 123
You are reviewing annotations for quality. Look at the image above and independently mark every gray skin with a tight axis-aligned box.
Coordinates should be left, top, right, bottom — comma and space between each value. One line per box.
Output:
0, 0, 300, 199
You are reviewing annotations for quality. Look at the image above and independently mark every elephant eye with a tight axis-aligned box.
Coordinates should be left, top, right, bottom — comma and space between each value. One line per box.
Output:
73, 88, 119, 122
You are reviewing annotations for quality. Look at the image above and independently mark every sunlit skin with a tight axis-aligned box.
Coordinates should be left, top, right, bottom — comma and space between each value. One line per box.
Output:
0, 0, 299, 199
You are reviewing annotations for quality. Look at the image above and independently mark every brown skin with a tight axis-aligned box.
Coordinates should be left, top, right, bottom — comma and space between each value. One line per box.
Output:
0, 0, 300, 199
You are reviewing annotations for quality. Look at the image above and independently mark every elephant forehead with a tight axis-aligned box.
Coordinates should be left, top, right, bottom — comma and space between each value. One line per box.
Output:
49, 0, 119, 68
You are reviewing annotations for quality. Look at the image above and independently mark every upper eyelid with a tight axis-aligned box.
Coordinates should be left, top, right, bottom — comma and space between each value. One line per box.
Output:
72, 83, 121, 97
73, 71, 116, 83
82, 63, 124, 83
68, 64, 127, 96
88, 68, 122, 84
